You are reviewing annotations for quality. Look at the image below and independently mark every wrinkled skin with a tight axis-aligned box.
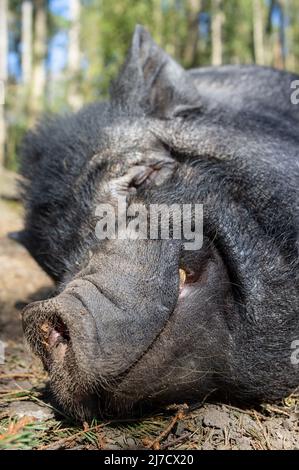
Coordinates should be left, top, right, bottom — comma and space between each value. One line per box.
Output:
16, 26, 299, 419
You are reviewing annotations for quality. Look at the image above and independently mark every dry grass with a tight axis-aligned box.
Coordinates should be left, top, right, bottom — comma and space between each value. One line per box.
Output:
0, 346, 298, 450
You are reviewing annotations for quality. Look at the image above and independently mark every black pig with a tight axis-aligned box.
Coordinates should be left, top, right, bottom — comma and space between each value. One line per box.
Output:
16, 26, 299, 418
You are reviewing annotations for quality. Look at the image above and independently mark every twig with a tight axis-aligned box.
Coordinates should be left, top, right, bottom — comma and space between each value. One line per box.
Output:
262, 404, 292, 417
0, 386, 69, 421
161, 427, 200, 450
201, 427, 215, 448
160, 432, 191, 450
219, 403, 265, 419
0, 396, 34, 403
37, 422, 110, 450
143, 405, 188, 450
0, 389, 27, 395
0, 373, 36, 379
254, 411, 271, 450
29, 395, 70, 421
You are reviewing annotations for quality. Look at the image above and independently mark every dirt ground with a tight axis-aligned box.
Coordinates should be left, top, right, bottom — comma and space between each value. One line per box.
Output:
0, 198, 298, 450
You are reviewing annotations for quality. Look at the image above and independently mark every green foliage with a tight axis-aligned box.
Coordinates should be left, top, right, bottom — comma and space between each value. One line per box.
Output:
223, 0, 255, 64
4, 0, 299, 171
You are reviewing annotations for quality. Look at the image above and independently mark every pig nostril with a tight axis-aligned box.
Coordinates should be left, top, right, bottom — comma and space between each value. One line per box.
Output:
40, 317, 70, 349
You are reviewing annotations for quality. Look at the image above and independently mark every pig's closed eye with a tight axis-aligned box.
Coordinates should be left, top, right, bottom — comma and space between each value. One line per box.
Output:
130, 160, 175, 188
106, 159, 176, 198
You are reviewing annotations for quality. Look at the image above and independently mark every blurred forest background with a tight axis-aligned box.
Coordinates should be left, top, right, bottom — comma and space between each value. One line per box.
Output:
1, 0, 299, 172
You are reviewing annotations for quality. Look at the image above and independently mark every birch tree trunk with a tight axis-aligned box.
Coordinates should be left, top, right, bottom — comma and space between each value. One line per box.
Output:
253, 0, 265, 65
284, 0, 296, 71
183, 0, 201, 67
153, 0, 163, 46
211, 0, 224, 66
22, 0, 33, 85
31, 0, 47, 117
279, 0, 286, 69
0, 0, 8, 167
67, 0, 82, 110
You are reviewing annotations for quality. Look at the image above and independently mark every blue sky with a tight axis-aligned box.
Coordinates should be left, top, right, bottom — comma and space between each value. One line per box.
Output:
50, 0, 70, 18
9, 0, 70, 79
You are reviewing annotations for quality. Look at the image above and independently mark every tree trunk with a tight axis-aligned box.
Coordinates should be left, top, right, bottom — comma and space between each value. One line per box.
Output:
253, 0, 265, 65
266, 0, 286, 69
0, 0, 8, 168
211, 0, 224, 66
31, 0, 47, 117
278, 0, 286, 69
273, 31, 285, 69
183, 0, 201, 67
284, 0, 296, 71
67, 0, 82, 110
21, 0, 33, 85
153, 0, 163, 45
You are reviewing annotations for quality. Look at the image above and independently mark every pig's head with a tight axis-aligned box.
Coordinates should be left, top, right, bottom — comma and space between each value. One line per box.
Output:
20, 26, 299, 418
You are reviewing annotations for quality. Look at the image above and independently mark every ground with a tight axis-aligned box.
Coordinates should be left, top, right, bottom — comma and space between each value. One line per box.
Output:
0, 197, 299, 450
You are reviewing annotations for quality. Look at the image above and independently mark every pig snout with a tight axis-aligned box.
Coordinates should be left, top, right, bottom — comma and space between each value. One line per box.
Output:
22, 293, 99, 375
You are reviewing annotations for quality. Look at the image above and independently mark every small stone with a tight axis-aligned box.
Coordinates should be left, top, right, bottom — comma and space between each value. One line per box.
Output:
240, 414, 259, 432
201, 441, 214, 450
175, 421, 187, 436
7, 401, 54, 421
264, 417, 283, 431
126, 437, 138, 449
193, 414, 203, 427
282, 418, 295, 431
202, 407, 231, 429
237, 437, 252, 450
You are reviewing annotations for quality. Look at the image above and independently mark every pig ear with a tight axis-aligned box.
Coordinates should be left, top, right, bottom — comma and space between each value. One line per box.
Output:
111, 25, 201, 118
